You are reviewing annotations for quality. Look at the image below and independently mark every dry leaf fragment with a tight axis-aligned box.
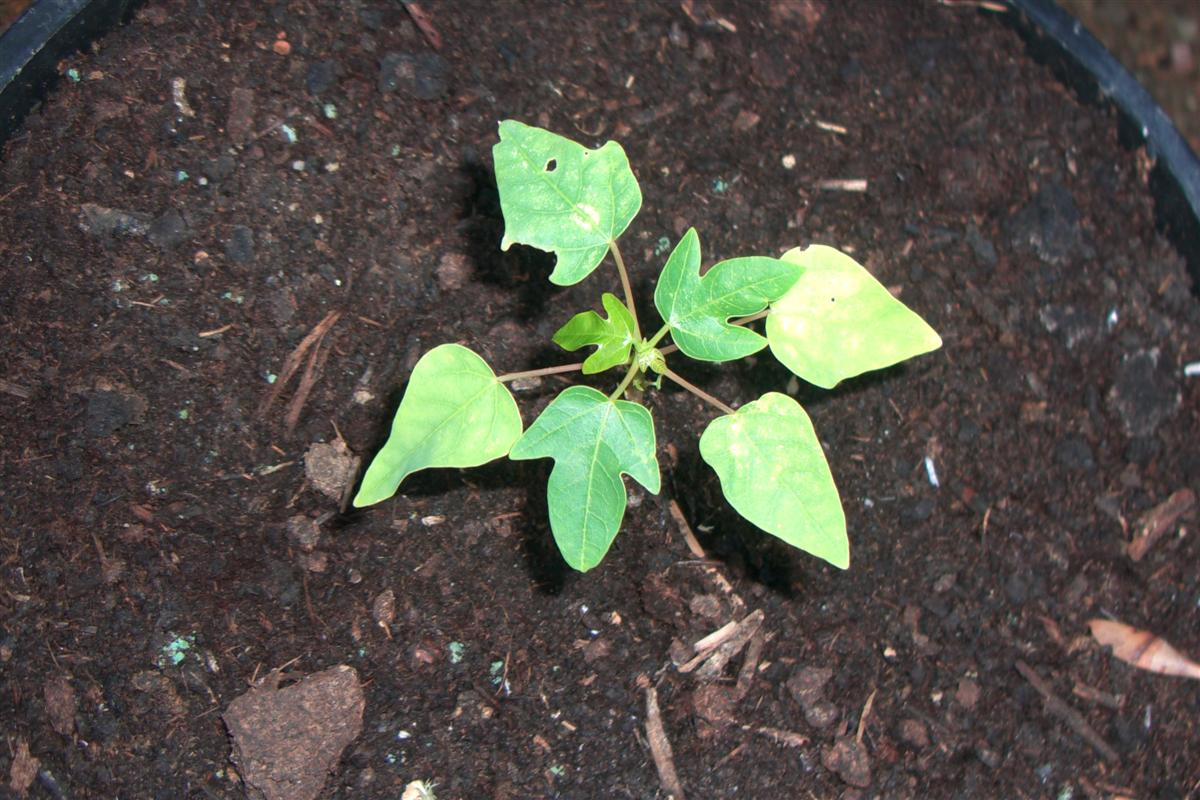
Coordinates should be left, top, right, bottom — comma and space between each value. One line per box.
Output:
1089, 619, 1200, 680
43, 675, 77, 736
8, 738, 38, 794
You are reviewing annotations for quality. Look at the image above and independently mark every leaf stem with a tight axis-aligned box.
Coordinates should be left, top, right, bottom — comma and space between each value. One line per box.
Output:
660, 367, 736, 416
496, 362, 586, 383
609, 362, 640, 401
609, 240, 641, 340
645, 324, 671, 350
730, 309, 770, 327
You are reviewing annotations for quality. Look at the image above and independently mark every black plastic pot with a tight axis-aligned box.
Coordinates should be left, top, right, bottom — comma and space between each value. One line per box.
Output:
2, 0, 1199, 284
0, 0, 140, 146
1006, 0, 1200, 288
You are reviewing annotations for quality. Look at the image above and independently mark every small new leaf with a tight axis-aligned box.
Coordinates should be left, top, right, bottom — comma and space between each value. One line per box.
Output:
493, 120, 642, 286
552, 293, 636, 374
765, 245, 942, 389
509, 386, 660, 571
700, 392, 848, 568
353, 344, 522, 507
654, 228, 801, 362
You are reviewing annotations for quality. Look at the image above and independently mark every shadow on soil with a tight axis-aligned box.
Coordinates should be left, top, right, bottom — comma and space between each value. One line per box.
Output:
456, 157, 565, 320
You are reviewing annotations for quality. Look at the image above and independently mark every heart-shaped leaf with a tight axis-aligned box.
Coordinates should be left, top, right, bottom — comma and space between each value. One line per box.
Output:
654, 228, 801, 362
766, 245, 942, 389
700, 392, 848, 568
493, 120, 642, 286
509, 386, 659, 571
552, 293, 636, 374
353, 344, 522, 507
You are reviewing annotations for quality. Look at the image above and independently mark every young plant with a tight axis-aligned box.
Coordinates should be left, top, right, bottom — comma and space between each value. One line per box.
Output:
353, 120, 941, 572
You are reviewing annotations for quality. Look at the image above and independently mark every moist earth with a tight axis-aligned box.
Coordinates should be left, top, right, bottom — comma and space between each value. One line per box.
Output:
1, 1, 1199, 798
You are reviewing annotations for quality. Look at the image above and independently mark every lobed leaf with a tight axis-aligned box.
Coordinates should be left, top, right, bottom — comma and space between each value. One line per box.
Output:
509, 386, 660, 571
653, 228, 801, 362
700, 392, 848, 568
353, 344, 522, 507
493, 120, 642, 286
551, 292, 636, 374
765, 245, 942, 389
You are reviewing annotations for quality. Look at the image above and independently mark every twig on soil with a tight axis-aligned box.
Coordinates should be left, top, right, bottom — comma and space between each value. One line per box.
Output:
685, 609, 765, 679
689, 620, 737, 657
855, 688, 877, 744
744, 725, 809, 748
0, 378, 31, 398
668, 499, 707, 559
1127, 488, 1194, 562
734, 628, 766, 696
402, 2, 443, 50
285, 329, 334, 433
814, 120, 848, 135
710, 742, 747, 772
198, 323, 234, 338
644, 687, 686, 800
937, 0, 1008, 11
1072, 682, 1124, 710
1014, 660, 1119, 763
160, 358, 192, 376
0, 183, 25, 204
257, 310, 340, 420
816, 178, 868, 192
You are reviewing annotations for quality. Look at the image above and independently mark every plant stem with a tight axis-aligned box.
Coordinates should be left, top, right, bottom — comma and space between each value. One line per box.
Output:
609, 240, 641, 340
609, 362, 640, 401
496, 362, 585, 383
645, 324, 671, 349
730, 309, 769, 327
661, 367, 736, 415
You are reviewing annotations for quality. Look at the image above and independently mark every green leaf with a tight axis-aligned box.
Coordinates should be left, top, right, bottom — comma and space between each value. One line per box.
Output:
653, 228, 801, 362
353, 344, 522, 507
493, 120, 642, 286
700, 392, 848, 569
509, 386, 659, 571
765, 245, 942, 389
551, 293, 637, 374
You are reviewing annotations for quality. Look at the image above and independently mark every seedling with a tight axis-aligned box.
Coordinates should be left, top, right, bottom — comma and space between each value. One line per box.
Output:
354, 121, 941, 571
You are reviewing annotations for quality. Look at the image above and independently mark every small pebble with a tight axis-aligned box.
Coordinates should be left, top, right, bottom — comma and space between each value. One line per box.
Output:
804, 700, 840, 729
897, 718, 930, 749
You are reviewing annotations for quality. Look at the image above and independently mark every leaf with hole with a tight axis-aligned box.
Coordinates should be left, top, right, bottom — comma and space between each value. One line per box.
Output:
493, 120, 642, 286
509, 386, 659, 571
700, 392, 848, 568
766, 245, 942, 389
552, 293, 637, 374
654, 228, 801, 362
353, 344, 523, 507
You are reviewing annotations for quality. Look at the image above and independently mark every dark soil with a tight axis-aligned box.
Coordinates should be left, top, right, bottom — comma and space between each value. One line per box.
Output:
2, 1, 1199, 798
